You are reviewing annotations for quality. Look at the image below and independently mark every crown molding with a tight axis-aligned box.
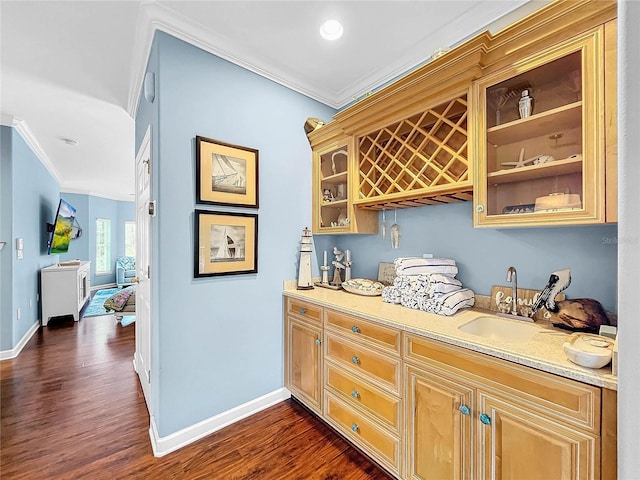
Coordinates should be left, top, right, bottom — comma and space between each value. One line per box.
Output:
1, 115, 63, 185
126, 1, 534, 116
61, 187, 135, 203
127, 2, 339, 118
331, 0, 533, 107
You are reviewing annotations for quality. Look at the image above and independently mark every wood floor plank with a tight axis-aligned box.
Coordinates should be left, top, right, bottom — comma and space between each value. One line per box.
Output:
1, 314, 393, 479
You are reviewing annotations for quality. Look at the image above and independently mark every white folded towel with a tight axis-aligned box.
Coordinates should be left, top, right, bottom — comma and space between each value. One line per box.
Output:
382, 286, 401, 304
426, 273, 462, 296
394, 257, 456, 268
396, 264, 459, 276
419, 288, 475, 316
393, 273, 461, 296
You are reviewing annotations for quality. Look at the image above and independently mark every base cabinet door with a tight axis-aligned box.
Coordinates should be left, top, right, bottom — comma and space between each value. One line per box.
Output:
405, 365, 474, 480
405, 333, 604, 480
477, 393, 599, 480
286, 317, 322, 413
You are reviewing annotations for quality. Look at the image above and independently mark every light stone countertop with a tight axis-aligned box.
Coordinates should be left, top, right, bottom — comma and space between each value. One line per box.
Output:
283, 283, 617, 391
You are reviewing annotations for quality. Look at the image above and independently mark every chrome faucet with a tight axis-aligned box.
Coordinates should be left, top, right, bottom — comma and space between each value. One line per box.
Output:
506, 266, 518, 316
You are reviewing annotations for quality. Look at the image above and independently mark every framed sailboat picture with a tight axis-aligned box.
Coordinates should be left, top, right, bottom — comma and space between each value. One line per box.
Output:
194, 210, 258, 277
196, 136, 259, 208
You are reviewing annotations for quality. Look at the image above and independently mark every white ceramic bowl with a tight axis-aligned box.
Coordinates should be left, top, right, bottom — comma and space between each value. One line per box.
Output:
562, 334, 613, 369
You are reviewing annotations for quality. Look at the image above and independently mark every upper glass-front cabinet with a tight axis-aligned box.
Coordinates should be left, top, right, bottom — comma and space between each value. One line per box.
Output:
310, 127, 377, 235
315, 140, 351, 233
473, 28, 606, 227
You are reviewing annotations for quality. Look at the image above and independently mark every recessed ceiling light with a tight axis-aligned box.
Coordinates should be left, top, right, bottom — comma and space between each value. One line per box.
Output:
61, 138, 79, 146
320, 19, 343, 40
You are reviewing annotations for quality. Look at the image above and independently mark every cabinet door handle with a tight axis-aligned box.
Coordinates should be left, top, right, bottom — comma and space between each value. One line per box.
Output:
315, 339, 321, 346
351, 390, 360, 398
299, 308, 306, 314
479, 413, 491, 425
459, 405, 470, 416
351, 356, 360, 364
476, 204, 485, 213
351, 325, 360, 333
351, 423, 359, 432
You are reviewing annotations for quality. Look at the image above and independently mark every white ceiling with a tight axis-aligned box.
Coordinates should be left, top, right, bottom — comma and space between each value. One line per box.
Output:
0, 0, 548, 201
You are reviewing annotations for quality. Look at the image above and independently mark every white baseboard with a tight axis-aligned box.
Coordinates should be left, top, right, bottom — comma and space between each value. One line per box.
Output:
0, 321, 39, 360
149, 387, 291, 457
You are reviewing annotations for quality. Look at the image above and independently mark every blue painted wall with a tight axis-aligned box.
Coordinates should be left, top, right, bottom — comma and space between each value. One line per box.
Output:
314, 202, 618, 312
135, 32, 336, 437
1, 127, 14, 349
59, 193, 135, 287
0, 126, 60, 350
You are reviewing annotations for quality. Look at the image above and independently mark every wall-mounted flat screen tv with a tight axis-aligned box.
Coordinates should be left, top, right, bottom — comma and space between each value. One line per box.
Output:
47, 199, 76, 254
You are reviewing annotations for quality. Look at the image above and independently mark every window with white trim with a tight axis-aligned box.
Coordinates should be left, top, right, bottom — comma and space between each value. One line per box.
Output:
96, 218, 111, 274
124, 221, 136, 257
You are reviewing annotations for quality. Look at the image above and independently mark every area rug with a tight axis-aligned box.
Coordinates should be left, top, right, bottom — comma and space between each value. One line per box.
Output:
120, 315, 135, 327
82, 288, 120, 318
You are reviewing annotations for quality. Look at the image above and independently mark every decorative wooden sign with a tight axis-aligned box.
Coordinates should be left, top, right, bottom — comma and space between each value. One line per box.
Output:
377, 262, 396, 285
490, 285, 565, 321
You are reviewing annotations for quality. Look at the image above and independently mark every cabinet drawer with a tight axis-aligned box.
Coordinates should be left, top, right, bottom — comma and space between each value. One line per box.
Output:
325, 361, 401, 433
325, 392, 401, 475
326, 333, 400, 394
287, 297, 322, 325
325, 309, 401, 354
405, 334, 600, 433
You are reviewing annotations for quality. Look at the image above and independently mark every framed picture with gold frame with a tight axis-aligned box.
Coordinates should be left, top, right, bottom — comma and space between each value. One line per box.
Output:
194, 210, 258, 277
196, 136, 259, 208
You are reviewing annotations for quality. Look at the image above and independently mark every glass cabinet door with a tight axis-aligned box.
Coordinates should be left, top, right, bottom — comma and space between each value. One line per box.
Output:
473, 28, 605, 227
315, 141, 351, 233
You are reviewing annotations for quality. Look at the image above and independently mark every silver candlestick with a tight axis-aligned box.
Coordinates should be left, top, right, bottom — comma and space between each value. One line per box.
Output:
320, 265, 330, 284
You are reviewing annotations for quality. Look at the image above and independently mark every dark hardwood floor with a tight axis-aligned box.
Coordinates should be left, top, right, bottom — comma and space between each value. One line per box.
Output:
1, 313, 393, 480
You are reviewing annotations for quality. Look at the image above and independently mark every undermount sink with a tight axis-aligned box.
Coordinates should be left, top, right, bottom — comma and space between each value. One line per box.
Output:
458, 315, 541, 343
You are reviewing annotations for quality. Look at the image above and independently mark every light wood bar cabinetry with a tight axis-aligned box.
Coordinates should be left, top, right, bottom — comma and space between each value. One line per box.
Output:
472, 25, 615, 227
284, 293, 617, 480
306, 0, 616, 229
324, 310, 403, 477
307, 123, 377, 234
404, 334, 612, 480
353, 94, 474, 210
284, 298, 323, 414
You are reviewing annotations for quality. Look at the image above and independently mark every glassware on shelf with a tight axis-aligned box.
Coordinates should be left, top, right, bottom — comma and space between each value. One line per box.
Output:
390, 210, 400, 249
564, 69, 582, 102
380, 209, 387, 240
487, 87, 519, 126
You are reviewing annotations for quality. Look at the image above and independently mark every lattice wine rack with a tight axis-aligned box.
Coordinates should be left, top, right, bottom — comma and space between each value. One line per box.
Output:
356, 95, 473, 209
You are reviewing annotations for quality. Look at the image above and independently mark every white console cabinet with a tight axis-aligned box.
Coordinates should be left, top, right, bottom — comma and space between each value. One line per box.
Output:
41, 261, 91, 325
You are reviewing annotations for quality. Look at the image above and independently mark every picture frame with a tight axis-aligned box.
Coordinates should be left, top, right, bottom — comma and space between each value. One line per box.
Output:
196, 135, 259, 208
194, 210, 258, 277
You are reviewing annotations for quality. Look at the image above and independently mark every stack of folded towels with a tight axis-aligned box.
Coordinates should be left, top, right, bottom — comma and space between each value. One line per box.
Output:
381, 257, 474, 316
